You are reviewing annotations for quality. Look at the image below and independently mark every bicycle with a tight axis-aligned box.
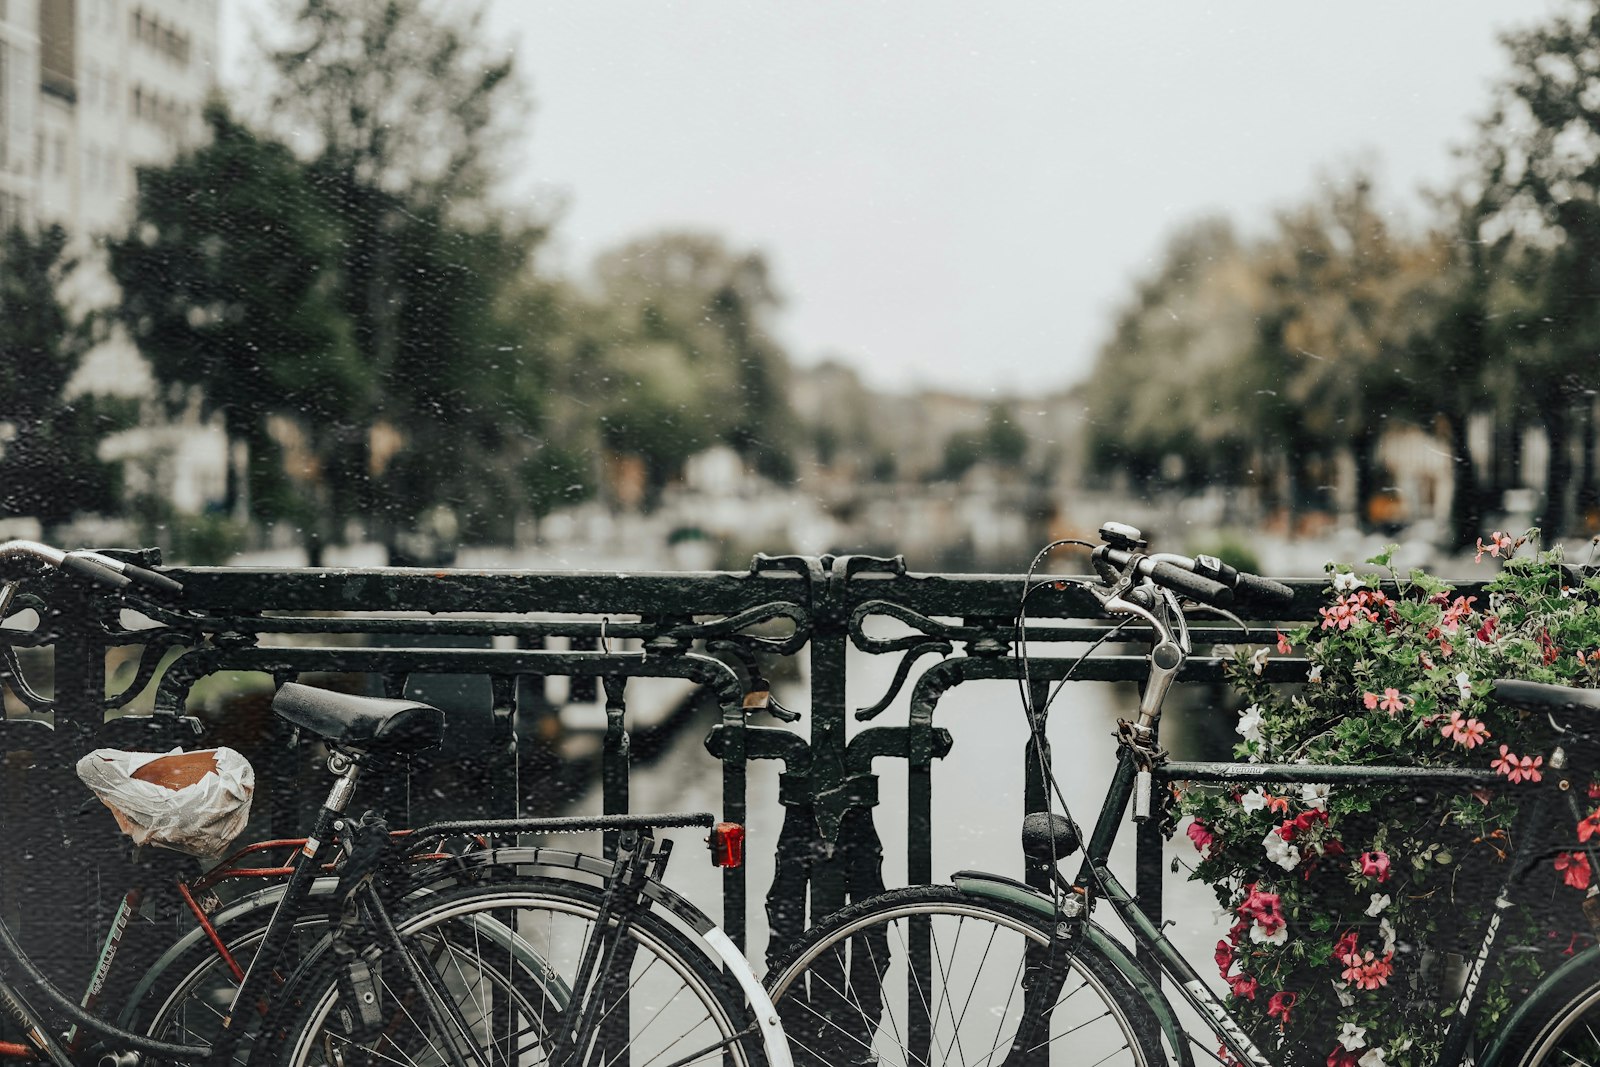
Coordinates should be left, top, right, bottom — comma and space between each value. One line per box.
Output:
762, 521, 1600, 1067
0, 540, 793, 1067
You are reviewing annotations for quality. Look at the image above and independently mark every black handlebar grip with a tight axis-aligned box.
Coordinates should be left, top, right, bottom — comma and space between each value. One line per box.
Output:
1148, 560, 1234, 608
122, 563, 184, 598
60, 553, 133, 591
1233, 573, 1296, 612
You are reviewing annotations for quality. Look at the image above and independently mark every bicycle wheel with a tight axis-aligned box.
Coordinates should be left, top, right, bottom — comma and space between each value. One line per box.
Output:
279, 878, 770, 1067
1497, 967, 1600, 1067
766, 884, 1167, 1067
126, 908, 333, 1065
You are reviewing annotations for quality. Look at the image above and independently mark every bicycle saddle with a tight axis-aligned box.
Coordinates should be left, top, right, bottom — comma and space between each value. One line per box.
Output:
273, 683, 445, 755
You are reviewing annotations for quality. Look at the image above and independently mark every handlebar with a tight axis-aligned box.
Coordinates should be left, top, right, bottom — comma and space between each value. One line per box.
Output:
1089, 527, 1296, 613
0, 540, 184, 598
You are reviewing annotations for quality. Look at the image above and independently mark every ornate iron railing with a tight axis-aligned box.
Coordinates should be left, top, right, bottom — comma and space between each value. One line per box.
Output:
0, 548, 1500, 978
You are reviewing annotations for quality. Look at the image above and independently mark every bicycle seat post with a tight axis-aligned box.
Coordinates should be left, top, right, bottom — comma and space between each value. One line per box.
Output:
211, 748, 365, 1057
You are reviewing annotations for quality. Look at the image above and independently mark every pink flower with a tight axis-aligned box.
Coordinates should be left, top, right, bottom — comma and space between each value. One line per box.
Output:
1440, 711, 1491, 749
1440, 595, 1477, 633
1555, 851, 1592, 890
1356, 953, 1395, 991
1266, 990, 1297, 1026
1378, 688, 1406, 715
1475, 530, 1515, 563
1362, 691, 1380, 711
1339, 952, 1367, 986
1359, 851, 1391, 883
1491, 745, 1542, 783
1187, 820, 1215, 856
1276, 631, 1292, 655
1350, 952, 1394, 991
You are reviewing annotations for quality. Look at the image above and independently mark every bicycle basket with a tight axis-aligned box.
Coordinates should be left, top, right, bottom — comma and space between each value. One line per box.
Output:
75, 747, 254, 857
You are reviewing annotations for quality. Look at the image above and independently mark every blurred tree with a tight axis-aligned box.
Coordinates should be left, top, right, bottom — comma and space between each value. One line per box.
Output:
263, 0, 553, 551
1472, 1, 1600, 535
266, 0, 519, 209
1396, 196, 1500, 548
1081, 218, 1265, 495
0, 225, 129, 526
109, 104, 369, 558
1250, 172, 1431, 528
584, 231, 798, 501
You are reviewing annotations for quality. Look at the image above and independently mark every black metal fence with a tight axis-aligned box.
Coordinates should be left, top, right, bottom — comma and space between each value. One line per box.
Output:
0, 548, 1494, 981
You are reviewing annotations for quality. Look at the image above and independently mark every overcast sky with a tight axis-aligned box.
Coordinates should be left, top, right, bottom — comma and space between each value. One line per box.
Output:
220, 2, 1565, 395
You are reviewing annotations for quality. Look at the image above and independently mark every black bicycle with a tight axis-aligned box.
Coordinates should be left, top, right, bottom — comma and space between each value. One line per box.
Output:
763, 521, 1600, 1067
0, 540, 792, 1067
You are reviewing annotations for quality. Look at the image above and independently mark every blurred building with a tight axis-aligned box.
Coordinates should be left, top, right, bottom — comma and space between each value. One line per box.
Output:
0, 0, 225, 520
6, 0, 216, 238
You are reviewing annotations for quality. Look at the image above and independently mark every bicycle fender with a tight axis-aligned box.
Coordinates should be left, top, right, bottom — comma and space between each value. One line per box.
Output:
702, 926, 793, 1067
1477, 943, 1600, 1067
952, 872, 1194, 1067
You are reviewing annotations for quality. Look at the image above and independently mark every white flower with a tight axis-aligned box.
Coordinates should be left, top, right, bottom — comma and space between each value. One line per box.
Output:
1334, 980, 1355, 1008
1308, 663, 1324, 684
1241, 788, 1270, 813
1236, 704, 1265, 744
1249, 919, 1288, 945
1366, 893, 1391, 917
1249, 647, 1270, 676
1456, 671, 1472, 702
1379, 917, 1396, 953
1301, 783, 1330, 811
1358, 1048, 1388, 1067
1263, 827, 1300, 871
1338, 1022, 1368, 1050
1333, 571, 1366, 594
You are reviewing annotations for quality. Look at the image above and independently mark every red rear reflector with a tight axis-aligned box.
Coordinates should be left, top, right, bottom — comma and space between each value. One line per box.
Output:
709, 822, 745, 868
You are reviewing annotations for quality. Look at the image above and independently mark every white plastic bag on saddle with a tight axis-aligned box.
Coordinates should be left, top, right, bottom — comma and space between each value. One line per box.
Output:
75, 747, 255, 857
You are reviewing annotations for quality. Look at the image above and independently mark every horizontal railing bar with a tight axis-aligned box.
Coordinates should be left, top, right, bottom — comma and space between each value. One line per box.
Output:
1160, 760, 1504, 786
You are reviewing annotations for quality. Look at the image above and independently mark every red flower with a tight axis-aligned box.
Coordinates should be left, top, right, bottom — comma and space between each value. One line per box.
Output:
1266, 990, 1297, 1026
1328, 1050, 1362, 1067
1475, 615, 1499, 643
1227, 972, 1259, 1000
1578, 810, 1600, 843
1541, 628, 1562, 665
1332, 929, 1359, 959
1237, 885, 1286, 934
1187, 820, 1215, 856
1359, 850, 1391, 883
1556, 851, 1592, 890
1215, 939, 1235, 978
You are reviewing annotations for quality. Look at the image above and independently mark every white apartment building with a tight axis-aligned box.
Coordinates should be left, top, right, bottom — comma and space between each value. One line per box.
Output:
23, 0, 217, 237
7, 1, 226, 521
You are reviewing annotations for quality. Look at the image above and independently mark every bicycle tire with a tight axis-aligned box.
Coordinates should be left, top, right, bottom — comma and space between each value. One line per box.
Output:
123, 903, 333, 1066
278, 877, 771, 1067
765, 884, 1168, 1067
1496, 966, 1600, 1067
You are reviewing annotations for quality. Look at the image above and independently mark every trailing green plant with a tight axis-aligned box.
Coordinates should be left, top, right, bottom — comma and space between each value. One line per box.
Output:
1178, 531, 1600, 1066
